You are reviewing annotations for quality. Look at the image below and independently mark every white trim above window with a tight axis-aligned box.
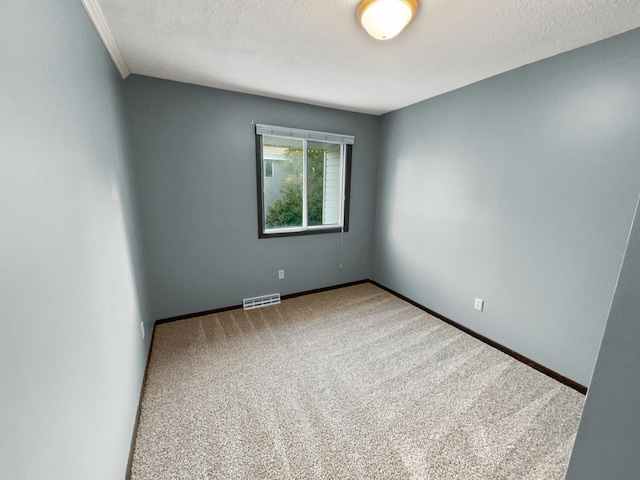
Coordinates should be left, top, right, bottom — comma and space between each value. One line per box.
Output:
255, 124, 355, 146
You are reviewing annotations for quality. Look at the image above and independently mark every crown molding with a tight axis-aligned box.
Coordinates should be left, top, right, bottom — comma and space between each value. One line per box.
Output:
80, 0, 130, 79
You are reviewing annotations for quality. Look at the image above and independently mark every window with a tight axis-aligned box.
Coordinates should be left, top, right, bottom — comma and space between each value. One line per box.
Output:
255, 124, 353, 238
264, 160, 274, 178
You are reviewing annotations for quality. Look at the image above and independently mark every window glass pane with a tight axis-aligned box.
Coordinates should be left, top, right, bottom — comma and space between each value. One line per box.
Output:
263, 135, 304, 230
308, 141, 341, 227
264, 160, 273, 177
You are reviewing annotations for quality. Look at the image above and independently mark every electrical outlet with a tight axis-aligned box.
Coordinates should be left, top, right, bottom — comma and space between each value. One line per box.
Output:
474, 298, 484, 312
278, 269, 284, 280
140, 321, 145, 339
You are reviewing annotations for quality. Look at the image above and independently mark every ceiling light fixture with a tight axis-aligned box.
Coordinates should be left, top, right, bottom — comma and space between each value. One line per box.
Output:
358, 0, 418, 40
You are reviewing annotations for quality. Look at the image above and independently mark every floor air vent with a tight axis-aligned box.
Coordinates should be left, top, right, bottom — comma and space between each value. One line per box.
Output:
243, 293, 281, 310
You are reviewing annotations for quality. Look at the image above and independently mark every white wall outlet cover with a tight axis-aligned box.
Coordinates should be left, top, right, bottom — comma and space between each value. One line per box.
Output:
474, 298, 484, 312
278, 269, 284, 279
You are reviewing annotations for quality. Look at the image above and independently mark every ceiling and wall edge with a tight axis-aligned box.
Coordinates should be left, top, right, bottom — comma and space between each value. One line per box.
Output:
80, 0, 129, 79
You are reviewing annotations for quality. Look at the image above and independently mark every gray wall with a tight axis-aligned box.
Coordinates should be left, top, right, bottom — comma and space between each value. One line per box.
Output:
564, 193, 640, 478
0, 2, 150, 479
372, 29, 640, 386
123, 76, 379, 320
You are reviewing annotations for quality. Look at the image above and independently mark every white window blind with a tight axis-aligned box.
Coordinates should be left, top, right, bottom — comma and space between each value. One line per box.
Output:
255, 124, 355, 145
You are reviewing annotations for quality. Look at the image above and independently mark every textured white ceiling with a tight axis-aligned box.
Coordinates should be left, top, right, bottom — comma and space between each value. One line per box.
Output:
96, 0, 640, 115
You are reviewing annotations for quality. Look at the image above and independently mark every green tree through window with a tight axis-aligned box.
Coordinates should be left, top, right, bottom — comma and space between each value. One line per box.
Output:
265, 148, 326, 229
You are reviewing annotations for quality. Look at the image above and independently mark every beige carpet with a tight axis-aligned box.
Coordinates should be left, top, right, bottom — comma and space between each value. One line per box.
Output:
131, 283, 584, 479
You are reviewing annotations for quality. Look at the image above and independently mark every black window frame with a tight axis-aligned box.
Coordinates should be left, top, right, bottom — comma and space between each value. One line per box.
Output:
255, 129, 352, 239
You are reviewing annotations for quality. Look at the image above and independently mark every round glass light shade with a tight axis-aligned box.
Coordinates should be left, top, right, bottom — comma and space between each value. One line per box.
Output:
358, 0, 418, 40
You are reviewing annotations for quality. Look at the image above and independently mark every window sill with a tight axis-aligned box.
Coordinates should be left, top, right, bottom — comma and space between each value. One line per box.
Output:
259, 226, 345, 239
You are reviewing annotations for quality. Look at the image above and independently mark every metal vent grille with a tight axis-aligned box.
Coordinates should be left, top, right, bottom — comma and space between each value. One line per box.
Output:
243, 293, 281, 310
